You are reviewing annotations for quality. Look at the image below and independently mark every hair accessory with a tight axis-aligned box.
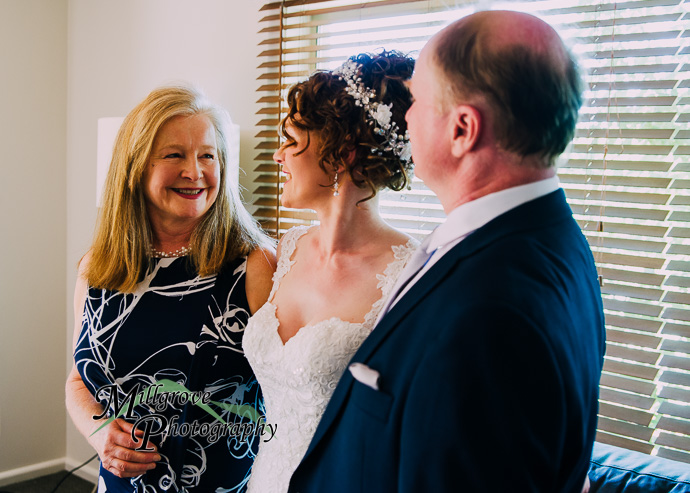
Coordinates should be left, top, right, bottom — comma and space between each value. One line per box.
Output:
333, 60, 412, 163
333, 171, 340, 196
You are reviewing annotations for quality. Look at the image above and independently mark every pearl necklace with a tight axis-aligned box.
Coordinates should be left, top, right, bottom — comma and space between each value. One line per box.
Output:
150, 245, 191, 258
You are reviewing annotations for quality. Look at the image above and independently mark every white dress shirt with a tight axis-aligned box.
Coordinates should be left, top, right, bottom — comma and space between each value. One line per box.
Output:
376, 176, 561, 323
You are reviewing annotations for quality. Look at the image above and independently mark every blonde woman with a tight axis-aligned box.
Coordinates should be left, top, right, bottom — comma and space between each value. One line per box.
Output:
66, 85, 275, 492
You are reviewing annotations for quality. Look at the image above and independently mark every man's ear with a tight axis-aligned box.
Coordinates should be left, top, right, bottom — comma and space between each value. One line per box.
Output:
449, 104, 481, 158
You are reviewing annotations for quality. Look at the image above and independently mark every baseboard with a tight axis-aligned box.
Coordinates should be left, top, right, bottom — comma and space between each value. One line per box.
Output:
65, 456, 100, 484
0, 456, 99, 488
0, 458, 65, 487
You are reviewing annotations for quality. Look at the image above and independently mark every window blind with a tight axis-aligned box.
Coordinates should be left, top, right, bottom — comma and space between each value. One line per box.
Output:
253, 0, 690, 464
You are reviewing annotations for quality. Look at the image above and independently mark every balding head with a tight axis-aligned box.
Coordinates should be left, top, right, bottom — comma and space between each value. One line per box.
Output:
430, 10, 583, 167
476, 11, 570, 66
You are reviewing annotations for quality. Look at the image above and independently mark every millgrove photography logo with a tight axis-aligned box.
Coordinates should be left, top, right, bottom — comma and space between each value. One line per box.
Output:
91, 379, 276, 450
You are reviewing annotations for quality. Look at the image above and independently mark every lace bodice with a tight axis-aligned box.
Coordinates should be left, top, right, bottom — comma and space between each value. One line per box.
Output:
243, 225, 417, 493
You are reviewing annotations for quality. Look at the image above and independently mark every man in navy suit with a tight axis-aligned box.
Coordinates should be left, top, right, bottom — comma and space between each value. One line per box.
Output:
289, 10, 605, 492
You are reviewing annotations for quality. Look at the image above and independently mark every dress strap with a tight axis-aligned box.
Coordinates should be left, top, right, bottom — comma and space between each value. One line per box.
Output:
363, 238, 419, 327
267, 225, 312, 302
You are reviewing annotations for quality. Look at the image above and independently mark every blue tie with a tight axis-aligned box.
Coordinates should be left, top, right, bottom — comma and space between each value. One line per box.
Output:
388, 247, 435, 306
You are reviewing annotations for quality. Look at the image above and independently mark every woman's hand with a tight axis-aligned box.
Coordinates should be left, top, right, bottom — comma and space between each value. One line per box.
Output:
88, 418, 160, 478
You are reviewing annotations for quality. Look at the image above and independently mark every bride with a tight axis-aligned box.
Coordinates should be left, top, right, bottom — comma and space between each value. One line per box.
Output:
243, 51, 417, 492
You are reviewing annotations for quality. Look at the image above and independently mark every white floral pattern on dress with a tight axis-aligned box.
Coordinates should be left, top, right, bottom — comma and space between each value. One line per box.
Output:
243, 225, 417, 493
76, 256, 259, 492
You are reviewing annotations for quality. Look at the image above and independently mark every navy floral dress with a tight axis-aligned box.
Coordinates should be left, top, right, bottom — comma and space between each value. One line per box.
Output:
75, 256, 261, 492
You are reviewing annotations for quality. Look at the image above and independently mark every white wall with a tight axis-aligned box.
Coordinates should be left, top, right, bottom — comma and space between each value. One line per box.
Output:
0, 0, 68, 478
65, 0, 265, 472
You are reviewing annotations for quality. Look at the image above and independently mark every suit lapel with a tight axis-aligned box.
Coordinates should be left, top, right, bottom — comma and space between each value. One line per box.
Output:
299, 189, 573, 462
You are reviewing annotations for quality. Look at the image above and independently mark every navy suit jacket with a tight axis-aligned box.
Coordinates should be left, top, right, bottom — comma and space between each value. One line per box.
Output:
288, 189, 606, 492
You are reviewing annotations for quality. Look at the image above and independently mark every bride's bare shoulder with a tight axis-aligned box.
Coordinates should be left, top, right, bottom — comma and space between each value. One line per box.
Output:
380, 227, 417, 250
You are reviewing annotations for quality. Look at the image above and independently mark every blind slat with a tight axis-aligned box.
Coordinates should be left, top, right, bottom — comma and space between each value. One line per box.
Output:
662, 324, 690, 338
659, 402, 690, 420
606, 328, 661, 350
600, 373, 658, 397
600, 387, 656, 411
604, 358, 660, 382
656, 447, 690, 464
598, 416, 655, 441
605, 344, 660, 366
660, 338, 690, 354
657, 416, 690, 436
599, 401, 654, 426
605, 314, 662, 334
658, 385, 690, 403
595, 431, 655, 454
656, 431, 690, 453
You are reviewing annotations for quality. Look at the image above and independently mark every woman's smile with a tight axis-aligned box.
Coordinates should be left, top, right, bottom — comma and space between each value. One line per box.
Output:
172, 187, 205, 198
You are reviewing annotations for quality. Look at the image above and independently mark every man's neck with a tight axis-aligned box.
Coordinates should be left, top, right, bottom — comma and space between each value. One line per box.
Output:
439, 153, 556, 213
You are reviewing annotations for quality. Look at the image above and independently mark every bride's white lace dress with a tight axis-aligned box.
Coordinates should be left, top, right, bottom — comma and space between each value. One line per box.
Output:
243, 225, 417, 493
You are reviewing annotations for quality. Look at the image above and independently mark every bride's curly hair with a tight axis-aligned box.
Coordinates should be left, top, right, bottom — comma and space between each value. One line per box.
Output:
280, 50, 415, 202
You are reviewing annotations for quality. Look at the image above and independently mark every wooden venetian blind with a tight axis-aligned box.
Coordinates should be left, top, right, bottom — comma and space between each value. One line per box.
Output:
252, 0, 690, 464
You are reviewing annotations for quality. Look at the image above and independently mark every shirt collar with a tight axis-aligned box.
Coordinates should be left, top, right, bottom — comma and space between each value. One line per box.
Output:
425, 176, 561, 253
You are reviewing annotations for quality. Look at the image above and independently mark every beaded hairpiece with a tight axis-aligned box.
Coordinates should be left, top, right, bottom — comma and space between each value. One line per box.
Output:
333, 60, 412, 163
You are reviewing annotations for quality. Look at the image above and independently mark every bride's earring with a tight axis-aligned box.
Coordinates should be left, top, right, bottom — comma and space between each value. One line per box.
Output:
333, 171, 340, 197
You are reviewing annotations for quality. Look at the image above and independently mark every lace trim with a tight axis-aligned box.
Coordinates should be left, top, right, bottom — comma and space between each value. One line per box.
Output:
364, 238, 418, 326
267, 225, 418, 329
267, 225, 312, 302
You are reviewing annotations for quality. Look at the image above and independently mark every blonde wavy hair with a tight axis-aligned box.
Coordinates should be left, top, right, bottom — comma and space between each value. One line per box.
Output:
86, 85, 271, 293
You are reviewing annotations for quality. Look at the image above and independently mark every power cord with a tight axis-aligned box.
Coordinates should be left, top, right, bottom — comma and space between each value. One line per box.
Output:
48, 453, 99, 493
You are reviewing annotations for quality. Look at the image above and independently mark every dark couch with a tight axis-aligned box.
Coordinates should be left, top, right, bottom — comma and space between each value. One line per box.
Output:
589, 442, 690, 492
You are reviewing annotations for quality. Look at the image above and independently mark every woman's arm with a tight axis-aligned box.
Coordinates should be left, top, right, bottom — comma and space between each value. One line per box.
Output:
245, 246, 278, 314
65, 252, 160, 478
